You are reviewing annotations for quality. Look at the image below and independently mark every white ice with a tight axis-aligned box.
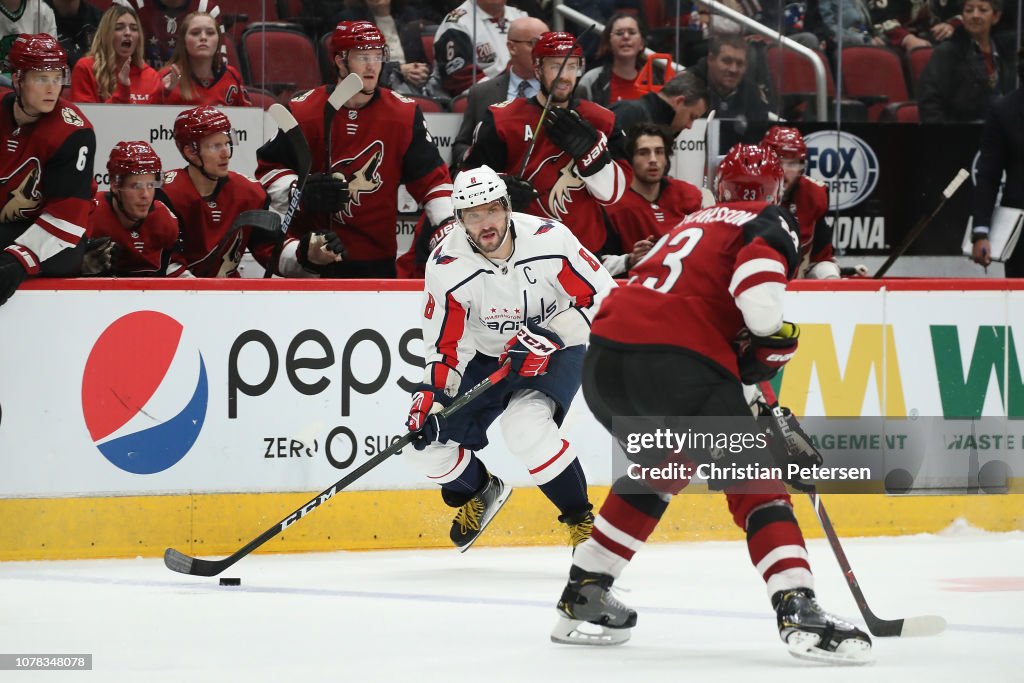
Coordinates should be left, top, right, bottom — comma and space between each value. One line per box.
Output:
1, 523, 1021, 682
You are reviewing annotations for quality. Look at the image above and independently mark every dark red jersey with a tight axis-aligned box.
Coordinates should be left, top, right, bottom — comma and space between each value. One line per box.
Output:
591, 202, 800, 378
89, 191, 186, 276
134, 0, 200, 68
783, 175, 836, 277
159, 64, 252, 107
256, 86, 453, 263
463, 97, 630, 254
0, 94, 95, 274
605, 178, 703, 248
159, 168, 269, 277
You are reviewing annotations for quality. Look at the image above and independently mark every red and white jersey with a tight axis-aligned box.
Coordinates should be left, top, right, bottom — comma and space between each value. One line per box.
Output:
591, 202, 800, 378
89, 191, 187, 276
464, 98, 630, 254
605, 178, 703, 248
70, 57, 164, 104
433, 0, 527, 95
256, 85, 453, 263
159, 64, 252, 107
0, 94, 94, 274
133, 0, 200, 68
422, 213, 615, 394
784, 175, 838, 279
159, 168, 269, 278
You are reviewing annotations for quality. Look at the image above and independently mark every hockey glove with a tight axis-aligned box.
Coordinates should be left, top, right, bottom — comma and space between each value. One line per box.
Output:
297, 230, 346, 271
0, 252, 28, 307
498, 174, 539, 212
543, 107, 609, 177
428, 216, 458, 251
760, 402, 823, 493
406, 386, 452, 451
737, 322, 800, 384
302, 172, 350, 213
500, 321, 564, 377
81, 237, 117, 276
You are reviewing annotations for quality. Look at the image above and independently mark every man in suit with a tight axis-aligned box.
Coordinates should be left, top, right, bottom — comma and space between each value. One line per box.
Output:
451, 16, 549, 170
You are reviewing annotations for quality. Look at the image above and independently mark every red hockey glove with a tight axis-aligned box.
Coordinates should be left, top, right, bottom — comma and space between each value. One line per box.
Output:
542, 107, 610, 177
737, 322, 800, 384
500, 322, 565, 377
406, 387, 452, 451
428, 216, 458, 250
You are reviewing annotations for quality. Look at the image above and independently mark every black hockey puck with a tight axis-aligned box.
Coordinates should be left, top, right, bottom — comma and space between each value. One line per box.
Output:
219, 577, 241, 586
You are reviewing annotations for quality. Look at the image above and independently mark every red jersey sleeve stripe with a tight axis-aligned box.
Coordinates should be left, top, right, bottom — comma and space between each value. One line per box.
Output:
556, 258, 597, 309
729, 257, 787, 297
432, 292, 467, 378
732, 270, 788, 300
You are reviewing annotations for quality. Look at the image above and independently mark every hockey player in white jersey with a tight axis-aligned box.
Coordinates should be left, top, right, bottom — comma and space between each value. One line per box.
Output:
405, 166, 615, 551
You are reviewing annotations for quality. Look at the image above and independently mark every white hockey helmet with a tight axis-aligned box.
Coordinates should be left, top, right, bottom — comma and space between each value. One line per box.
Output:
452, 166, 511, 214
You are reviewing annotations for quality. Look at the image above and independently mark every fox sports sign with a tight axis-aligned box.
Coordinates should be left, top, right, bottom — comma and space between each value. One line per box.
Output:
803, 131, 880, 211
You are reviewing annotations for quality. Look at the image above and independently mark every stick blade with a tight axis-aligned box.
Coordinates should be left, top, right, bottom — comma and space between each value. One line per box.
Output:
164, 548, 228, 577
163, 548, 196, 575
328, 72, 364, 111
267, 102, 299, 133
898, 615, 947, 637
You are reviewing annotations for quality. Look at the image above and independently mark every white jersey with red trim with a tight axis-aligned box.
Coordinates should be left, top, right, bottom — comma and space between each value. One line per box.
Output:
421, 212, 615, 393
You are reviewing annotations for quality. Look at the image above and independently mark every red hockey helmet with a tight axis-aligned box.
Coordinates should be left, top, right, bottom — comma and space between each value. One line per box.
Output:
330, 20, 389, 60
7, 33, 67, 74
108, 141, 163, 184
532, 31, 584, 68
715, 144, 784, 204
173, 105, 233, 157
761, 126, 807, 161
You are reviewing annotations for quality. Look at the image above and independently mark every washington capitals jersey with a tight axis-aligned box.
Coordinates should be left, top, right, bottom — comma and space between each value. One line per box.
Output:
0, 94, 95, 274
592, 202, 800, 378
159, 169, 269, 277
463, 97, 629, 255
256, 85, 453, 263
605, 178, 703, 248
422, 213, 615, 395
784, 175, 837, 278
89, 191, 186, 276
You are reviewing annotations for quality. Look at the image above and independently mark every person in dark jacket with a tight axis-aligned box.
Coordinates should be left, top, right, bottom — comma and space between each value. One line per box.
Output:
611, 69, 708, 137
970, 48, 1024, 275
689, 33, 775, 125
918, 0, 1016, 123
48, 0, 103, 68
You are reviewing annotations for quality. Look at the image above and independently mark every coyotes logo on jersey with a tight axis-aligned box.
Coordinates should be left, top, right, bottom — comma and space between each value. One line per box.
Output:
331, 140, 385, 221
0, 158, 43, 224
529, 154, 585, 221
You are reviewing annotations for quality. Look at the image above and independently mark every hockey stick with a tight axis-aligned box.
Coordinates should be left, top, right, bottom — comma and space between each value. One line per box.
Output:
757, 381, 947, 638
873, 168, 969, 278
164, 364, 512, 577
702, 109, 717, 189
515, 24, 598, 179
322, 72, 360, 234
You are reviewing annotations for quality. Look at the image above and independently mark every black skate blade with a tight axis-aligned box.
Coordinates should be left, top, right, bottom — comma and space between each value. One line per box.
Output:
455, 487, 513, 554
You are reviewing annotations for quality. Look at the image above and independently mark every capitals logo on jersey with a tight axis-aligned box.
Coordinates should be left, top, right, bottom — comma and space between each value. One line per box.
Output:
332, 140, 385, 221
530, 155, 585, 221
0, 158, 42, 223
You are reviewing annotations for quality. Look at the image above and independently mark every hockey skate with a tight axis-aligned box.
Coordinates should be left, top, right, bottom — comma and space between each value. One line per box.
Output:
559, 508, 594, 548
551, 566, 636, 646
773, 588, 874, 665
449, 472, 512, 552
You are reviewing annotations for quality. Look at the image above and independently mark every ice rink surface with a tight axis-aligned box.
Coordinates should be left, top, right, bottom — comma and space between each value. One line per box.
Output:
1, 522, 1021, 682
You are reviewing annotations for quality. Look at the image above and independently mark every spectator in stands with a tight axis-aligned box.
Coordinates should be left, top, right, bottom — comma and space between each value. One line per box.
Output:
452, 15, 548, 168
433, 0, 528, 96
1, 0, 58, 84
867, 0, 939, 51
159, 10, 251, 106
611, 69, 708, 136
816, 0, 885, 49
127, 0, 198, 69
339, 0, 445, 101
48, 0, 101, 68
970, 47, 1023, 275
690, 34, 775, 123
918, 0, 1016, 123
578, 12, 665, 108
70, 5, 172, 104
604, 122, 704, 273
929, 0, 963, 41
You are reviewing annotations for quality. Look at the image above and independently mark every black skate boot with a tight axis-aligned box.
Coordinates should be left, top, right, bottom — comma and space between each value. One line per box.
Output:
773, 588, 873, 665
551, 566, 637, 646
558, 507, 594, 548
446, 471, 512, 552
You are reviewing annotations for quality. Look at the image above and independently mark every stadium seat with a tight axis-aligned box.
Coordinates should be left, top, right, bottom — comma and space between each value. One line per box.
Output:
451, 94, 469, 113
245, 86, 278, 110
765, 44, 849, 121
407, 95, 446, 113
640, 0, 665, 27
421, 28, 437, 68
907, 46, 933, 96
839, 46, 912, 121
219, 31, 240, 70
239, 23, 320, 100
882, 101, 920, 123
320, 31, 336, 85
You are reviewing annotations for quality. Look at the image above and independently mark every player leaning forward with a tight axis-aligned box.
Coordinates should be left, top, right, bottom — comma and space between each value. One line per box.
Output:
550, 144, 873, 664
405, 166, 614, 550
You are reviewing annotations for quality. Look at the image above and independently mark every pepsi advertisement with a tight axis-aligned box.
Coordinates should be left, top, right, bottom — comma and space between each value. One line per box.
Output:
719, 123, 983, 256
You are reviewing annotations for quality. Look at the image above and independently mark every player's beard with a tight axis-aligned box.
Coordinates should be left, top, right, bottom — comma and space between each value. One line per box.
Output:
541, 76, 575, 105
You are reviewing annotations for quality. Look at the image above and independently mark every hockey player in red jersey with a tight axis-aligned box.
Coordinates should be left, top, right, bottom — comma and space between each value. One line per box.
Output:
604, 122, 704, 275
550, 144, 873, 665
161, 106, 340, 278
405, 166, 615, 551
760, 126, 841, 279
0, 34, 95, 307
85, 141, 189, 277
256, 20, 455, 278
463, 31, 630, 256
